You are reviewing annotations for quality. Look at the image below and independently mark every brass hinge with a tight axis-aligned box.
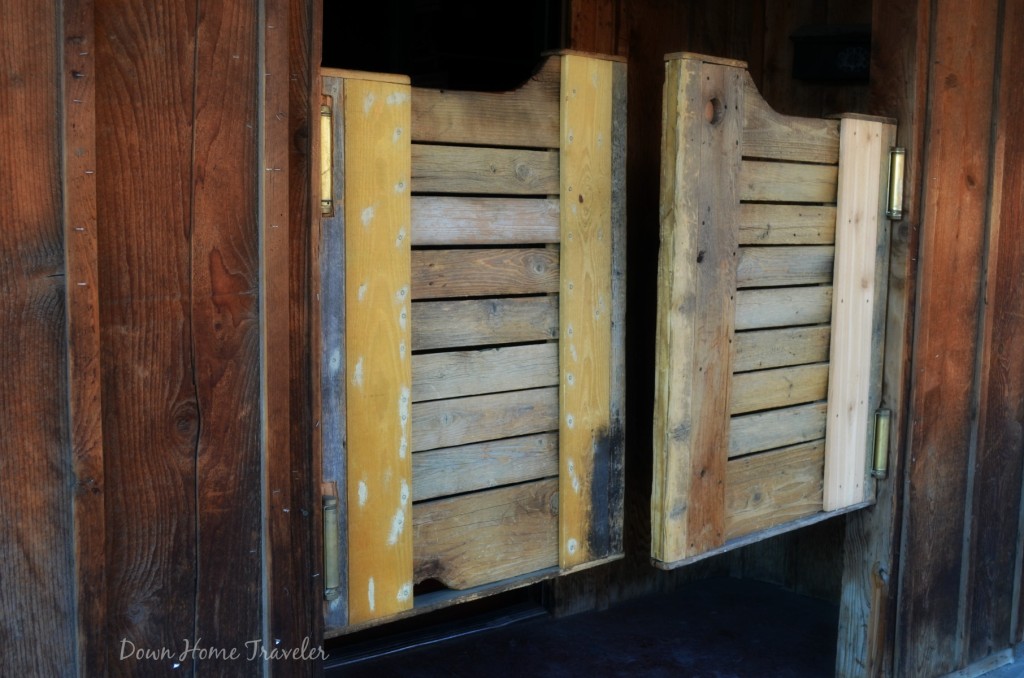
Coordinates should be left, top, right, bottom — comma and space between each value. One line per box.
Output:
323, 495, 341, 601
885, 147, 906, 220
320, 103, 333, 216
872, 408, 891, 480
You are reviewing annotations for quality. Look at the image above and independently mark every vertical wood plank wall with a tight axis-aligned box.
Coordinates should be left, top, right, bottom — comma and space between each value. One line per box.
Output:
0, 0, 319, 675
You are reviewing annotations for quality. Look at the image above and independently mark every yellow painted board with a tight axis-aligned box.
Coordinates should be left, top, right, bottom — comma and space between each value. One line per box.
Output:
559, 54, 614, 569
343, 77, 413, 624
823, 118, 895, 510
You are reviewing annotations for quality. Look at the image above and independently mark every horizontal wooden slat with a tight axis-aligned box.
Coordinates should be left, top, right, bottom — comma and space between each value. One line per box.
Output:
742, 76, 841, 164
411, 145, 559, 195
411, 197, 560, 245
739, 161, 839, 203
412, 386, 558, 452
410, 57, 560, 148
725, 440, 825, 539
729, 402, 828, 458
413, 479, 558, 590
736, 246, 834, 288
737, 204, 837, 245
411, 248, 559, 299
733, 326, 832, 372
412, 343, 558, 402
411, 297, 558, 350
412, 433, 558, 502
730, 363, 830, 414
735, 286, 833, 330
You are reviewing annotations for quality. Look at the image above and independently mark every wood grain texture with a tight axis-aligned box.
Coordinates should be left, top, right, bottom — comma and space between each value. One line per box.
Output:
734, 286, 833, 330
652, 56, 744, 564
191, 3, 265, 670
95, 2, 200, 671
741, 73, 841, 163
413, 479, 558, 589
898, 0, 1001, 672
559, 54, 614, 569
412, 343, 558, 402
737, 204, 836, 245
411, 297, 559, 351
739, 160, 839, 203
725, 441, 825, 539
736, 246, 834, 288
411, 57, 560, 148
967, 0, 1024, 661
733, 326, 831, 373
730, 363, 829, 415
411, 387, 559, 453
343, 76, 413, 625
0, 3, 76, 674
412, 434, 559, 502
62, 1, 106, 674
729, 402, 827, 459
411, 197, 560, 246
823, 118, 893, 511
411, 248, 559, 299
411, 145, 559, 195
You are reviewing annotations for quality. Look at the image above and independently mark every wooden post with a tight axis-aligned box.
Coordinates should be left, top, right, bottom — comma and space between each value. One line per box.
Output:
651, 54, 744, 564
340, 73, 414, 624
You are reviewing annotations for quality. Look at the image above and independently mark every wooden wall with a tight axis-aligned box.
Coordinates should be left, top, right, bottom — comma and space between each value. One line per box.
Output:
0, 1, 320, 675
870, 0, 1024, 674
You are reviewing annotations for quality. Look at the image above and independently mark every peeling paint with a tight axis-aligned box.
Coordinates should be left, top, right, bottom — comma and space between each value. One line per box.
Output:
400, 479, 410, 505
358, 282, 368, 302
353, 356, 364, 387
363, 92, 375, 114
387, 507, 405, 546
399, 387, 410, 427
386, 91, 409, 105
566, 413, 575, 429
399, 341, 407, 360
393, 126, 403, 143
399, 436, 408, 459
361, 205, 375, 226
358, 480, 368, 507
396, 227, 407, 247
399, 306, 408, 331
395, 286, 409, 303
396, 582, 412, 602
567, 538, 578, 555
394, 180, 407, 193
368, 577, 375, 611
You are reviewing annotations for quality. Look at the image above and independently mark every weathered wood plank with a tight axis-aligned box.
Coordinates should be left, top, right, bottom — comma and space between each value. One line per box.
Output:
95, 1, 199, 670
412, 297, 559, 351
823, 118, 892, 511
559, 53, 614, 569
412, 343, 559, 402
412, 387, 559, 453
411, 57, 560, 148
191, 4, 265, 669
1, 3, 76, 674
737, 204, 836, 245
412, 433, 559, 502
411, 248, 559, 299
318, 75, 348, 630
739, 160, 839, 203
734, 286, 833, 330
725, 440, 825, 539
733, 326, 831, 373
736, 246, 834, 288
413, 479, 559, 590
343, 76, 413, 624
729, 402, 828, 458
411, 145, 559, 195
730, 363, 829, 415
652, 56, 744, 564
411, 197, 560, 246
62, 1, 106, 673
742, 74, 841, 163
968, 0, 1024, 661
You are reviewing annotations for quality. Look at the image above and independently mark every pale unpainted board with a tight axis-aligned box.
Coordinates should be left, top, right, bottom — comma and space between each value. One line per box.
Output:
412, 144, 559, 195
733, 326, 831, 373
729, 401, 828, 458
411, 343, 558, 402
411, 297, 558, 351
411, 248, 559, 300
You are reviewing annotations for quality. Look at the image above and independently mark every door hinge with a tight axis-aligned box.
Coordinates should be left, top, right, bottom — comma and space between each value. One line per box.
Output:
323, 495, 342, 601
320, 102, 333, 216
885, 147, 905, 220
871, 408, 891, 480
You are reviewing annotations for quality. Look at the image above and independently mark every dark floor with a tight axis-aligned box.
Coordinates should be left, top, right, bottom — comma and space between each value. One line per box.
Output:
328, 577, 840, 677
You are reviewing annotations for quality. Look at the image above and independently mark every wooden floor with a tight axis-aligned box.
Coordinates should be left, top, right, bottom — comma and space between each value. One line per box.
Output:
327, 577, 840, 677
